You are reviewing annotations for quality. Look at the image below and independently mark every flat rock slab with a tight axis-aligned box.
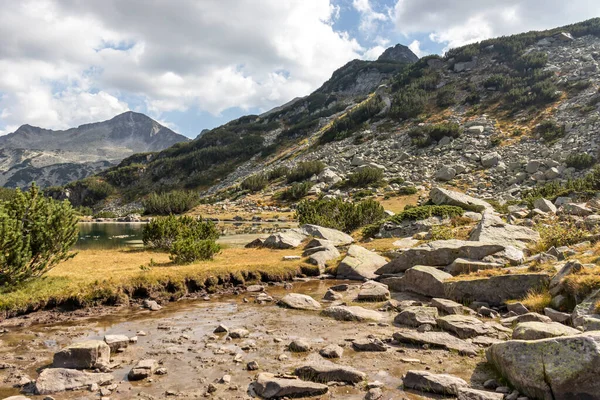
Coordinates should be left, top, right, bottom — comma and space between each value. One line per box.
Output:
431, 298, 464, 315
403, 370, 468, 395
501, 312, 552, 326
263, 230, 307, 249
444, 273, 550, 305
430, 187, 493, 212
457, 388, 504, 400
53, 340, 110, 369
393, 331, 478, 356
512, 321, 580, 340
307, 246, 340, 268
487, 332, 600, 400
253, 373, 328, 399
104, 334, 129, 353
351, 338, 387, 352
377, 240, 505, 274
128, 359, 158, 381
357, 281, 390, 301
321, 306, 383, 322
445, 258, 503, 276
395, 306, 438, 327
384, 265, 452, 297
295, 362, 366, 384
278, 293, 321, 310
437, 315, 493, 339
299, 224, 354, 246
469, 213, 540, 250
337, 245, 387, 280
35, 368, 114, 395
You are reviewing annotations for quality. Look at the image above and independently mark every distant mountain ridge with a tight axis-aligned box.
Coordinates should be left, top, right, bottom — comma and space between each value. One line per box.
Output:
0, 112, 189, 188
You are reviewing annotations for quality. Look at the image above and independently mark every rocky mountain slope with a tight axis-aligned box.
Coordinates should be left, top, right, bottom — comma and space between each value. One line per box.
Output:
0, 111, 188, 188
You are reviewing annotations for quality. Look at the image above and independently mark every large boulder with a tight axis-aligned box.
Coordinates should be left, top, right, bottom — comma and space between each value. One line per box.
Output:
299, 225, 354, 246
430, 187, 493, 212
104, 334, 129, 353
486, 332, 600, 400
53, 340, 110, 369
395, 306, 439, 327
444, 273, 551, 305
356, 281, 390, 301
377, 240, 505, 274
278, 293, 321, 311
337, 245, 387, 280
572, 288, 600, 330
263, 230, 307, 249
392, 331, 478, 356
252, 373, 328, 398
295, 361, 366, 384
469, 213, 540, 250
305, 245, 340, 269
403, 370, 468, 395
321, 306, 382, 322
35, 368, 114, 395
383, 266, 452, 297
431, 298, 464, 315
512, 321, 580, 340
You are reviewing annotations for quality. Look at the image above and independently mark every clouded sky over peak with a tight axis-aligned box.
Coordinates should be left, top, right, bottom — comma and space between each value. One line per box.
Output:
0, 0, 598, 137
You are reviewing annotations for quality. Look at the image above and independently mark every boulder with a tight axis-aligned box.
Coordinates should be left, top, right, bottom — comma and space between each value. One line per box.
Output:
501, 312, 552, 326
128, 359, 158, 381
562, 203, 593, 216
431, 298, 464, 315
351, 338, 387, 352
457, 388, 504, 400
445, 258, 503, 276
278, 294, 321, 311
321, 306, 383, 322
506, 302, 529, 316
469, 213, 540, 250
487, 332, 600, 400
481, 152, 500, 168
430, 187, 492, 212
436, 315, 492, 338
512, 321, 580, 340
288, 339, 311, 353
377, 240, 504, 274
252, 373, 328, 398
403, 370, 468, 395
572, 288, 600, 330
383, 265, 452, 297
295, 362, 366, 384
356, 281, 390, 301
337, 245, 387, 280
35, 368, 114, 395
435, 166, 456, 181
306, 246, 340, 268
533, 198, 557, 214
299, 224, 353, 246
319, 344, 344, 359
393, 331, 478, 356
229, 328, 250, 338
394, 306, 439, 327
544, 307, 571, 324
53, 340, 110, 369
263, 230, 307, 249
322, 289, 342, 301
444, 273, 551, 305
104, 334, 129, 353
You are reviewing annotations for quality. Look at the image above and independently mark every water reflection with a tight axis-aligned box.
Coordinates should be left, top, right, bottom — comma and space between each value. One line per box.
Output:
76, 223, 144, 250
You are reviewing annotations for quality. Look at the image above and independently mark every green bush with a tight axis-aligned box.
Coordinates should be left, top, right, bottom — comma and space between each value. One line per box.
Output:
241, 174, 268, 192
566, 153, 595, 170
266, 166, 289, 181
347, 167, 384, 188
436, 86, 457, 108
390, 205, 464, 224
398, 186, 418, 195
278, 182, 313, 201
297, 197, 385, 233
142, 191, 200, 215
142, 215, 219, 252
522, 166, 600, 205
0, 183, 78, 286
536, 120, 565, 143
94, 211, 118, 219
169, 238, 221, 264
287, 161, 326, 183
391, 88, 428, 120
318, 95, 383, 144
408, 123, 461, 147
0, 188, 16, 202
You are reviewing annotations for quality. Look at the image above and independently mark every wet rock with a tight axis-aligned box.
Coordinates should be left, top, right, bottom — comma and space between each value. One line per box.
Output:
383, 265, 451, 297
395, 306, 438, 327
35, 368, 114, 395
53, 340, 110, 369
128, 359, 158, 381
457, 388, 504, 400
436, 315, 492, 338
337, 245, 387, 280
469, 213, 540, 250
430, 187, 493, 212
321, 306, 383, 322
403, 370, 468, 395
365, 387, 383, 400
229, 328, 250, 339
278, 293, 321, 311
252, 373, 328, 398
103, 334, 129, 353
263, 230, 307, 249
512, 321, 580, 340
299, 224, 354, 246
322, 289, 342, 301
431, 298, 464, 315
377, 240, 505, 274
288, 340, 311, 352
295, 361, 366, 384
214, 324, 229, 333
392, 331, 478, 356
487, 331, 600, 400
246, 284, 265, 292
445, 274, 551, 305
357, 281, 390, 301
143, 299, 162, 311
319, 345, 344, 359
351, 338, 387, 352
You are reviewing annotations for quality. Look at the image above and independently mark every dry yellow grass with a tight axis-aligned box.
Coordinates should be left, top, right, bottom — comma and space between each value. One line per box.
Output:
378, 194, 420, 213
512, 290, 552, 313
0, 247, 305, 315
360, 238, 400, 252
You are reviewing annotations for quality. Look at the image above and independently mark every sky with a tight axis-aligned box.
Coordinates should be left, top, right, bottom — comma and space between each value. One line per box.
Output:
0, 0, 599, 138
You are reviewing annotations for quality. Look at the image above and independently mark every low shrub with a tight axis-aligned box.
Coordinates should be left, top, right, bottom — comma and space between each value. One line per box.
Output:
436, 85, 457, 108
397, 186, 418, 195
428, 225, 455, 241
287, 161, 326, 183
142, 191, 200, 215
566, 153, 595, 170
169, 238, 221, 264
390, 205, 465, 224
408, 123, 461, 147
266, 166, 289, 181
277, 182, 313, 201
94, 211, 118, 219
347, 167, 384, 188
241, 174, 268, 192
297, 197, 385, 233
530, 222, 591, 253
143, 215, 219, 251
536, 120, 565, 143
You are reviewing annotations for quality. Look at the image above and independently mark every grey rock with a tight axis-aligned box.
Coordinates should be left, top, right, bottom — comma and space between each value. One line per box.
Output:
506, 303, 529, 316
351, 338, 387, 352
435, 166, 456, 181
299, 224, 354, 246
445, 258, 503, 276
392, 331, 478, 356
502, 313, 552, 326
403, 370, 468, 395
356, 281, 390, 301
445, 274, 551, 305
295, 361, 366, 384
337, 245, 387, 280
533, 198, 557, 214
469, 213, 540, 250
128, 359, 158, 381
319, 344, 344, 359
35, 368, 114, 395
263, 230, 307, 249
512, 321, 580, 340
321, 306, 383, 322
53, 340, 110, 370
383, 266, 452, 297
431, 298, 464, 315
252, 373, 328, 399
457, 388, 504, 400
229, 328, 250, 339
394, 306, 439, 327
544, 307, 571, 324
278, 293, 321, 311
103, 334, 129, 353
436, 314, 493, 338
288, 339, 311, 353
572, 288, 600, 330
430, 187, 493, 212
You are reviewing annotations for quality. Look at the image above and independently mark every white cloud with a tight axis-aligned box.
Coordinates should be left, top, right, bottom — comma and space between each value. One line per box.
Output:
393, 0, 600, 49
352, 0, 388, 35
408, 40, 426, 58
363, 46, 387, 60
0, 0, 364, 133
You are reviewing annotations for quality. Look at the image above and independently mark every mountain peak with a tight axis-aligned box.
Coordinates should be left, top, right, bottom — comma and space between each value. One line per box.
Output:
377, 44, 419, 63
